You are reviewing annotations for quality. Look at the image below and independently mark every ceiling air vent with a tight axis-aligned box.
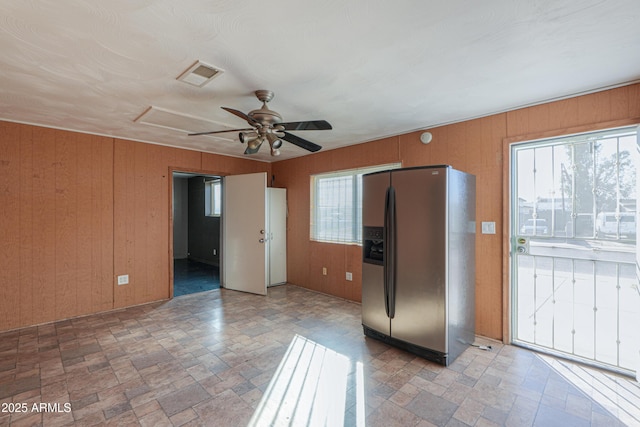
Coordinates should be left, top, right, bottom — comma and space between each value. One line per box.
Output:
176, 60, 224, 87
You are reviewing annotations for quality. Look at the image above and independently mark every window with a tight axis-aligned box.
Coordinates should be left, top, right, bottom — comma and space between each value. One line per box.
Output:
311, 163, 401, 244
205, 179, 221, 217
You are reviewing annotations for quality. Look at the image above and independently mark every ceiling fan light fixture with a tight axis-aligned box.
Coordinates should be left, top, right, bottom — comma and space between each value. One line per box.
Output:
239, 131, 258, 144
266, 133, 283, 149
247, 136, 264, 150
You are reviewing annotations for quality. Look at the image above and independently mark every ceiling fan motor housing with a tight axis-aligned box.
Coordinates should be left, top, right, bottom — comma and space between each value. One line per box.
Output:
249, 106, 283, 128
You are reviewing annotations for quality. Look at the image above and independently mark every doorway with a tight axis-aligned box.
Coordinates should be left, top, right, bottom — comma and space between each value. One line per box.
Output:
510, 126, 639, 376
173, 172, 221, 296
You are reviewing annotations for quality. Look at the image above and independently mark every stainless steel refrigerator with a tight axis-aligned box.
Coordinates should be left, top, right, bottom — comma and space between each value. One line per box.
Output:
361, 165, 475, 366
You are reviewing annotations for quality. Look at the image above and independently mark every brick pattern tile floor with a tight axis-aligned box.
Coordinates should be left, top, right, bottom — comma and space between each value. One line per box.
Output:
0, 285, 638, 426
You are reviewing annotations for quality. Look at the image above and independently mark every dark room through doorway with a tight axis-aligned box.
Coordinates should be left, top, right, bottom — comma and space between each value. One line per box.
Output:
173, 172, 221, 296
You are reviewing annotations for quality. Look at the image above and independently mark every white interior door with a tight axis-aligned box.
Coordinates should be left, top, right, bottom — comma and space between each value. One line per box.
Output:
222, 172, 267, 295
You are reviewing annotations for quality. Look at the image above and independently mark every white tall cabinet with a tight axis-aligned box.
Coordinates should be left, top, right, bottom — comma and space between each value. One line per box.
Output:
267, 188, 287, 286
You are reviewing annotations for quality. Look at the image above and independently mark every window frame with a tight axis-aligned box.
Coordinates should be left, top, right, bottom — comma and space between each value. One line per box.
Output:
310, 163, 401, 245
205, 179, 221, 217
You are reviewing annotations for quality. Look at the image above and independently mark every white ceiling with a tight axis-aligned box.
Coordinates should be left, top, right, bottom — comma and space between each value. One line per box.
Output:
1, 1, 639, 162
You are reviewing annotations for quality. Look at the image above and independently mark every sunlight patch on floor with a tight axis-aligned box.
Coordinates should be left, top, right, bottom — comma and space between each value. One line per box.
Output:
537, 353, 640, 426
248, 334, 363, 426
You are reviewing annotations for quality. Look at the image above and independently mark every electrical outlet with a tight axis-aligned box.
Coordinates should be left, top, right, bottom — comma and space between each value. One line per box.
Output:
322, 267, 327, 276
117, 275, 129, 285
346, 272, 352, 281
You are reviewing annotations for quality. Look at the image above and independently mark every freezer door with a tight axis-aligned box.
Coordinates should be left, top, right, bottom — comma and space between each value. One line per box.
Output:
361, 171, 391, 335
362, 171, 389, 227
391, 167, 447, 352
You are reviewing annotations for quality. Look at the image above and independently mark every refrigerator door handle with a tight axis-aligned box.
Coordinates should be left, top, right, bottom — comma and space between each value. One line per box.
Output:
384, 187, 396, 319
383, 187, 391, 317
383, 188, 390, 317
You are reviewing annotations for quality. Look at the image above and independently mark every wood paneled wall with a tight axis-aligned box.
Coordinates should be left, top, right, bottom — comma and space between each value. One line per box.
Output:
1, 123, 114, 330
0, 121, 270, 331
272, 83, 640, 341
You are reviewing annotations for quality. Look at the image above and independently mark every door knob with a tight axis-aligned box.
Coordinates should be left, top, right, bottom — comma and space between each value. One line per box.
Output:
259, 238, 265, 243
260, 229, 265, 234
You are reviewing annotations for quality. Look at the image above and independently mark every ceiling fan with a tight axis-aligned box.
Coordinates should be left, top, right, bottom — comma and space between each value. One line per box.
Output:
189, 90, 332, 156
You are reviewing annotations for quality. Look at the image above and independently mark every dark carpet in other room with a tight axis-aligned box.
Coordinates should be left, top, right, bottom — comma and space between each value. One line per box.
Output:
174, 258, 220, 296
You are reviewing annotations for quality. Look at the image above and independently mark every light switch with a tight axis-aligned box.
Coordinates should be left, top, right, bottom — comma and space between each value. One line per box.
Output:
117, 275, 129, 285
481, 222, 496, 234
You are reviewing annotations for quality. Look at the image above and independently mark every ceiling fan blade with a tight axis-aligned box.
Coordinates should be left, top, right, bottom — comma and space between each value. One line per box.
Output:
221, 106, 256, 125
279, 120, 332, 131
282, 131, 322, 152
188, 128, 254, 136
